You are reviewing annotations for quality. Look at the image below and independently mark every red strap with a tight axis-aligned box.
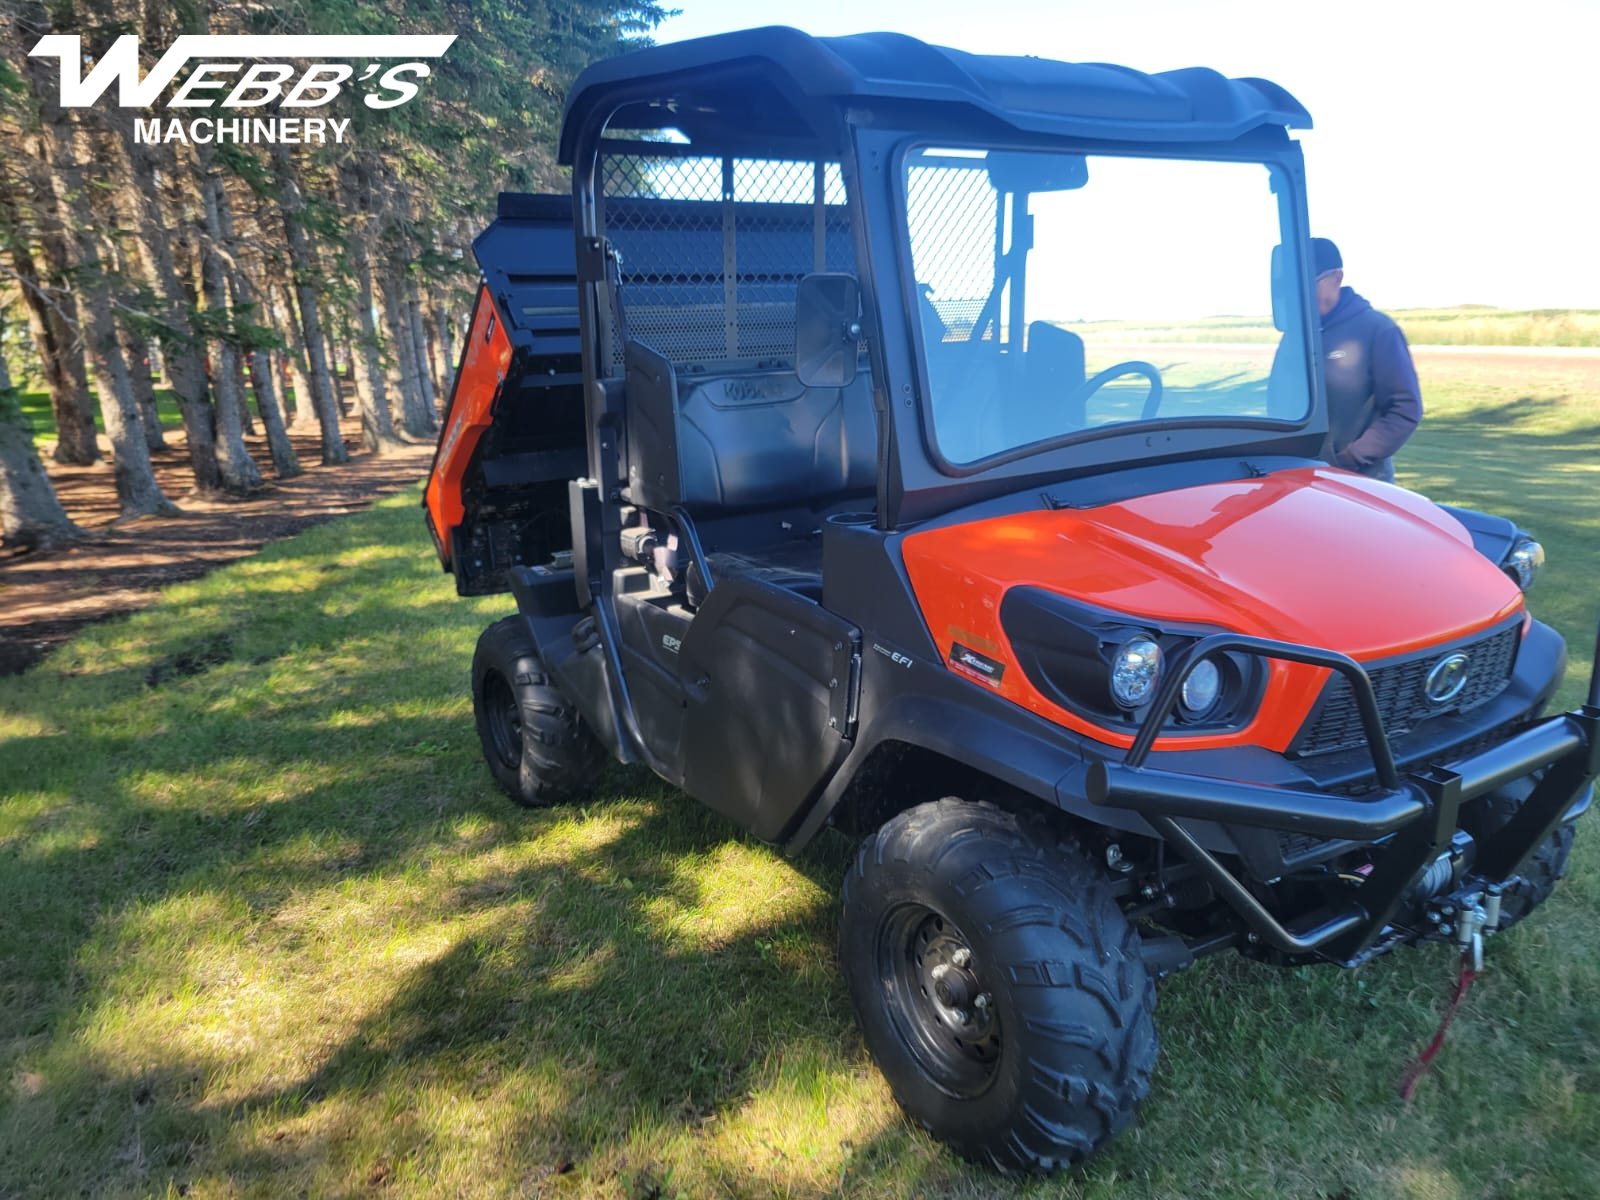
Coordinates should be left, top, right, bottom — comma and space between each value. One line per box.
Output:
1398, 959, 1478, 1102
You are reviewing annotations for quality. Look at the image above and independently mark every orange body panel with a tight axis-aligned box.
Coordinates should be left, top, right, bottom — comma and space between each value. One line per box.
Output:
424, 284, 514, 566
902, 466, 1526, 754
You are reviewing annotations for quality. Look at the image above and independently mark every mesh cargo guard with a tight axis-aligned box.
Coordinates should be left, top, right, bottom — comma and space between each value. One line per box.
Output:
598, 145, 854, 371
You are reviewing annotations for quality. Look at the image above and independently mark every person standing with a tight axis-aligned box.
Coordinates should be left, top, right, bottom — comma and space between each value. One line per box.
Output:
1312, 237, 1422, 483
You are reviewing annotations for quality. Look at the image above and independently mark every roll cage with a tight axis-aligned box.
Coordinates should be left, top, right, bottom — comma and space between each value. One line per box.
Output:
558, 25, 1330, 528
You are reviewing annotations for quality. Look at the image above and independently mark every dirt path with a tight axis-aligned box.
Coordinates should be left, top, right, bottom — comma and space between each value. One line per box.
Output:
0, 418, 436, 676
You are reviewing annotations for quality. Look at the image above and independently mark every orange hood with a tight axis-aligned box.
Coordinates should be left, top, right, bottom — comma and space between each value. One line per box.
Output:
901, 466, 1524, 750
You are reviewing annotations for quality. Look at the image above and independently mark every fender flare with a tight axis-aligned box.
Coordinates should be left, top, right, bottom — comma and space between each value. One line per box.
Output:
780, 692, 1155, 853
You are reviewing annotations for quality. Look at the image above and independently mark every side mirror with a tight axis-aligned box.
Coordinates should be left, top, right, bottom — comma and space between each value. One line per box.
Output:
1270, 243, 1287, 332
795, 273, 861, 388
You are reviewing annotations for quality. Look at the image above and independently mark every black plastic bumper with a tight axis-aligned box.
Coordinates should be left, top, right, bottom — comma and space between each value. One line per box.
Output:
1089, 622, 1600, 963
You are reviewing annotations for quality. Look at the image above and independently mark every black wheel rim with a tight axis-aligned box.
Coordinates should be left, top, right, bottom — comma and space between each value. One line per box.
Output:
876, 903, 1001, 1098
482, 671, 522, 770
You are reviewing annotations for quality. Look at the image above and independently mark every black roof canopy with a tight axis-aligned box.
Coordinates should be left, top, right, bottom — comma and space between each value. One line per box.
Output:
559, 26, 1311, 162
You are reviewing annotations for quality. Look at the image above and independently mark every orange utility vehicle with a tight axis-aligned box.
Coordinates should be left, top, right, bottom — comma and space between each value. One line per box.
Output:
425, 28, 1597, 1171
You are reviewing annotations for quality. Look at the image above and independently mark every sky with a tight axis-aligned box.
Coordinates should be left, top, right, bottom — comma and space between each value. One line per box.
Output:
651, 0, 1600, 311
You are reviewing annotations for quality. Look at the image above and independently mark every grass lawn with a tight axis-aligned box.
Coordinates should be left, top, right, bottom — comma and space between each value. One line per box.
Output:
1070, 307, 1600, 348
1, 358, 1596, 1198
19, 389, 185, 451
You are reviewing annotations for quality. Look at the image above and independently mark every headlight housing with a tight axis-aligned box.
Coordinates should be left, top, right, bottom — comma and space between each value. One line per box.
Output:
1000, 588, 1265, 734
1109, 637, 1163, 708
1502, 536, 1544, 592
1179, 657, 1223, 716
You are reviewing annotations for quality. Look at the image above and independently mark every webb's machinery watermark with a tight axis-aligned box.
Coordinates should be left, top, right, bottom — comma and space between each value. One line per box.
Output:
28, 34, 456, 144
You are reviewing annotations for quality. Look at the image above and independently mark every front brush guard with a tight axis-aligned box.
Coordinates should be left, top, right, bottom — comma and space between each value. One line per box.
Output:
1088, 621, 1600, 964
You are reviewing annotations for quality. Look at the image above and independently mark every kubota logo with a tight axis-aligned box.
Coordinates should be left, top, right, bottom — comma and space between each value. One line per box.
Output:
28, 34, 456, 144
1423, 652, 1471, 705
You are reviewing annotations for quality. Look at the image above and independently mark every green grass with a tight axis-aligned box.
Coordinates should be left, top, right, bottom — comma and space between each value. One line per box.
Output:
19, 388, 184, 450
2, 361, 1597, 1198
1396, 358, 1600, 711
1068, 307, 1600, 348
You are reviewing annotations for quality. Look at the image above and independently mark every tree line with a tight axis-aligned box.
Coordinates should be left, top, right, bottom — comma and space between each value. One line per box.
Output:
0, 0, 664, 550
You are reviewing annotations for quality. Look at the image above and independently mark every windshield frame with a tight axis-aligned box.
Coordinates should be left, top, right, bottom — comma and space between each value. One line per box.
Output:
891, 135, 1323, 480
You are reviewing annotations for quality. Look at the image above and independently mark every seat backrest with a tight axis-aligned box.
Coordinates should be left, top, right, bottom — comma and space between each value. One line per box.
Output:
623, 341, 875, 514
674, 368, 875, 512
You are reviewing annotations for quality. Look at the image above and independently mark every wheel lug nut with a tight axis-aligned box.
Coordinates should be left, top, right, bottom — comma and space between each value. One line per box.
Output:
951, 948, 972, 968
954, 1008, 970, 1024
974, 993, 990, 1011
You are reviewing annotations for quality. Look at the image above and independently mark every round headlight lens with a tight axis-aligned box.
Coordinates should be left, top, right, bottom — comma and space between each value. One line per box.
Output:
1180, 658, 1222, 715
1503, 537, 1544, 592
1110, 637, 1163, 708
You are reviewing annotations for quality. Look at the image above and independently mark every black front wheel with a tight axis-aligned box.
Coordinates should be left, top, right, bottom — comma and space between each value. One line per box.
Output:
470, 617, 604, 807
840, 799, 1157, 1173
1463, 783, 1582, 927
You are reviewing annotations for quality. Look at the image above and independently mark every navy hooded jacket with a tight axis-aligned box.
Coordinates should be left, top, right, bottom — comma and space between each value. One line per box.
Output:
1319, 288, 1422, 483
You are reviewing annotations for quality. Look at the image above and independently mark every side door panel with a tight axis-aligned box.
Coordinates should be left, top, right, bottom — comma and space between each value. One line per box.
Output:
677, 577, 860, 842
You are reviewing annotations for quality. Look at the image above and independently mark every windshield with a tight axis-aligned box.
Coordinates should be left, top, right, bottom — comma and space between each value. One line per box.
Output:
903, 148, 1312, 466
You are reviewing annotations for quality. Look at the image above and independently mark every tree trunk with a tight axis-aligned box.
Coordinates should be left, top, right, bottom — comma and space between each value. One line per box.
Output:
347, 234, 403, 452
324, 326, 347, 415
173, 373, 223, 495
203, 305, 260, 492
1, 184, 100, 467
271, 284, 316, 432
233, 353, 257, 435
0, 324, 83, 552
107, 0, 220, 495
121, 323, 167, 451
245, 346, 300, 478
429, 302, 456, 401
405, 278, 438, 426
26, 224, 101, 464
194, 146, 263, 494
111, 131, 222, 495
107, 234, 165, 453
380, 312, 405, 433
23, 172, 101, 466
227, 340, 255, 436
286, 347, 317, 434
381, 269, 433, 437
217, 216, 299, 481
270, 144, 347, 464
22, 2, 175, 518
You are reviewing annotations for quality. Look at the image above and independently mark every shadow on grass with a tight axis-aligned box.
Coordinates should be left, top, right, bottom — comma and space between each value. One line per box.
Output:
0, 538, 897, 1193
3, 486, 1599, 1197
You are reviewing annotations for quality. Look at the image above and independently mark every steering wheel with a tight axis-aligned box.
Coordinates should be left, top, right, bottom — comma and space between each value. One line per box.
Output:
1066, 360, 1164, 421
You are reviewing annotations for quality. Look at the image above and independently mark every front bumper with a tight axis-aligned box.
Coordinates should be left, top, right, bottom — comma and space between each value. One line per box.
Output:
1089, 621, 1600, 964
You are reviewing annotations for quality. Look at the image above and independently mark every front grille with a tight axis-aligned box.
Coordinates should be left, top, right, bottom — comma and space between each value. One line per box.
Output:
1290, 622, 1520, 758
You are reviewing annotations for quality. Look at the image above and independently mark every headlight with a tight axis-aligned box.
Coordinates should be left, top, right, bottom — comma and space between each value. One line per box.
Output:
1503, 537, 1544, 592
1001, 588, 1266, 733
1180, 658, 1222, 715
1109, 636, 1162, 708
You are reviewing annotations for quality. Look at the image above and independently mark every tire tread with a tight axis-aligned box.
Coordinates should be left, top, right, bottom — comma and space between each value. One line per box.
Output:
840, 798, 1157, 1173
471, 616, 604, 808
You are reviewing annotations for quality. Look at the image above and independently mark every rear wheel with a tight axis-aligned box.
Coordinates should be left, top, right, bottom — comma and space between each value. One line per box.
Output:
839, 799, 1157, 1173
471, 617, 603, 807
